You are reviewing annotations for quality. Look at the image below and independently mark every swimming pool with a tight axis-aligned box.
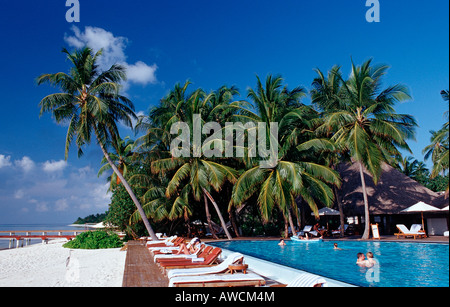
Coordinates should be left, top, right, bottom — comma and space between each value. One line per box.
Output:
210, 240, 449, 287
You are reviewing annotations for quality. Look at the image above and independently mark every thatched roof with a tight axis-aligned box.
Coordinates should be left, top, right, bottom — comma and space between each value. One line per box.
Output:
335, 161, 448, 216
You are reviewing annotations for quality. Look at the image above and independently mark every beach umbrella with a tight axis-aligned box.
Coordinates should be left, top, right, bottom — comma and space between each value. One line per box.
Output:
311, 207, 340, 216
400, 201, 441, 234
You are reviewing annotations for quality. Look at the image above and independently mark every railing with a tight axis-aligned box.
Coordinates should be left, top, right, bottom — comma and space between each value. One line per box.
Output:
0, 230, 88, 248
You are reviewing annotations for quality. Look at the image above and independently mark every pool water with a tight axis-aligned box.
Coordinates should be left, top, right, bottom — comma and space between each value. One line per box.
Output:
210, 240, 449, 287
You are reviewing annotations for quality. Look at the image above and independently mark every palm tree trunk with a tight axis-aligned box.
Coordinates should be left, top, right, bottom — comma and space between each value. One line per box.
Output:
333, 186, 345, 237
282, 215, 289, 239
97, 139, 158, 241
229, 209, 240, 238
203, 188, 233, 240
358, 162, 371, 239
204, 194, 218, 239
288, 209, 296, 237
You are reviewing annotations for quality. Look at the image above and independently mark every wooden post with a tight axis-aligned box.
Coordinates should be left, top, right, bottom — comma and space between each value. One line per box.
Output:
26, 232, 31, 246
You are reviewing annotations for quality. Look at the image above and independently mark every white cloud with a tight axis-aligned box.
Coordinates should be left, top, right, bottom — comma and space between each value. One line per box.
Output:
55, 198, 69, 212
64, 26, 158, 87
126, 61, 158, 85
15, 156, 35, 172
14, 189, 25, 199
0, 153, 113, 223
42, 160, 68, 172
0, 154, 12, 168
36, 202, 50, 212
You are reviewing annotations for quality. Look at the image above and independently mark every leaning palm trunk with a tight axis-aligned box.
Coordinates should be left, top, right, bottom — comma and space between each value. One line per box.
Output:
204, 194, 218, 239
97, 137, 158, 241
203, 188, 233, 240
358, 162, 371, 239
288, 209, 296, 238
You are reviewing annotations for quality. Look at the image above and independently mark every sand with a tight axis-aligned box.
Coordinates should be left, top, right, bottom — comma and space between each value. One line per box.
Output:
0, 239, 126, 287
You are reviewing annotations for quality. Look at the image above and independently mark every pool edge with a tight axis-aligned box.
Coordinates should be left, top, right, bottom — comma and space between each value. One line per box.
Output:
216, 245, 357, 287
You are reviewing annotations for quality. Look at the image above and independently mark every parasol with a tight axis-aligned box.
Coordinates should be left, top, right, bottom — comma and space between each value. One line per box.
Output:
400, 201, 441, 235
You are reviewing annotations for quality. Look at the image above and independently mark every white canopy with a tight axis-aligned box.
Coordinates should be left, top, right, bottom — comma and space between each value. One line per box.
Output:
311, 207, 340, 216
441, 206, 449, 211
400, 201, 441, 213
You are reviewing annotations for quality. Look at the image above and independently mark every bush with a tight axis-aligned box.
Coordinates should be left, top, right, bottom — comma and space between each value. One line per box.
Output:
63, 230, 123, 249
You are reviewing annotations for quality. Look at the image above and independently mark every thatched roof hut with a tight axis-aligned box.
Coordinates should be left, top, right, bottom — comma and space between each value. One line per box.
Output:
336, 161, 448, 216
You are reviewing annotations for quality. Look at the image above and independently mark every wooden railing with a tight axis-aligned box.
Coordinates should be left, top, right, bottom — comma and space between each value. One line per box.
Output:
0, 230, 88, 248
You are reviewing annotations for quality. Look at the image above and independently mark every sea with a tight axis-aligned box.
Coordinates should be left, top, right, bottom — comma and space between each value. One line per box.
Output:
0, 223, 91, 250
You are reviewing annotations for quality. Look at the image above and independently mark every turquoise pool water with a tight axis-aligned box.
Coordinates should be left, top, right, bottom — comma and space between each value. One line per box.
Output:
210, 240, 449, 287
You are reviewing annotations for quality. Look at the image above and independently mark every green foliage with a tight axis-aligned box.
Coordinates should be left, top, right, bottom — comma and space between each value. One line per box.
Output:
63, 230, 123, 249
73, 213, 107, 224
104, 178, 148, 238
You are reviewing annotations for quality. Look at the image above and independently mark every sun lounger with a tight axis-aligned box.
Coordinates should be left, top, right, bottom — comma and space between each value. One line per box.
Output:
167, 252, 244, 279
272, 272, 328, 287
271, 272, 328, 287
151, 237, 201, 255
395, 224, 426, 239
332, 224, 348, 237
288, 272, 328, 287
156, 246, 213, 263
146, 235, 176, 246
298, 225, 312, 236
169, 272, 266, 287
158, 247, 222, 273
158, 246, 218, 265
147, 236, 184, 248
153, 244, 206, 262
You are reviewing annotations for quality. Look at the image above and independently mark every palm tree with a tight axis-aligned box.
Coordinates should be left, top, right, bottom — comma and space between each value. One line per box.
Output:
141, 82, 239, 239
230, 75, 341, 238
423, 90, 449, 195
317, 59, 417, 239
398, 156, 420, 177
311, 65, 351, 237
37, 47, 159, 240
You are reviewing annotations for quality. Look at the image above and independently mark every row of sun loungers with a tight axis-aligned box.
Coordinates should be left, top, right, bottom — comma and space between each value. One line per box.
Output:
145, 236, 328, 287
297, 224, 349, 237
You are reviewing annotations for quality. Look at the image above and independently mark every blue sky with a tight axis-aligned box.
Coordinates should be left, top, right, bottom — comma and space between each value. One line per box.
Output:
0, 0, 448, 224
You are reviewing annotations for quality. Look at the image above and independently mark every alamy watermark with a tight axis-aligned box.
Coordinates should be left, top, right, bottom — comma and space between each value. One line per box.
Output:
366, 0, 380, 23
170, 114, 279, 168
65, 0, 80, 23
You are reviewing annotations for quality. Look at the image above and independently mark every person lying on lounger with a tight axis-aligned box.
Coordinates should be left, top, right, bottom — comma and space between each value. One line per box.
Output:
175, 237, 202, 255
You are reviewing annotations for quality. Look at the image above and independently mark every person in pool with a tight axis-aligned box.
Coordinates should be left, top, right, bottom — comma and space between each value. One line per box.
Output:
333, 243, 343, 250
278, 239, 286, 246
356, 252, 368, 266
366, 252, 377, 267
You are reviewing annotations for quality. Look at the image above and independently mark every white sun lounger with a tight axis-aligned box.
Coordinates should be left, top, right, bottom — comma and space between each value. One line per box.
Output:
287, 272, 328, 287
169, 272, 265, 287
410, 224, 423, 233
395, 224, 425, 239
167, 252, 244, 279
332, 224, 348, 236
298, 225, 312, 236
146, 235, 177, 246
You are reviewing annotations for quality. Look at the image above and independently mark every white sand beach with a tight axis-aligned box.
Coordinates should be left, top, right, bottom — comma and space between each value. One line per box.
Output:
0, 239, 126, 287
